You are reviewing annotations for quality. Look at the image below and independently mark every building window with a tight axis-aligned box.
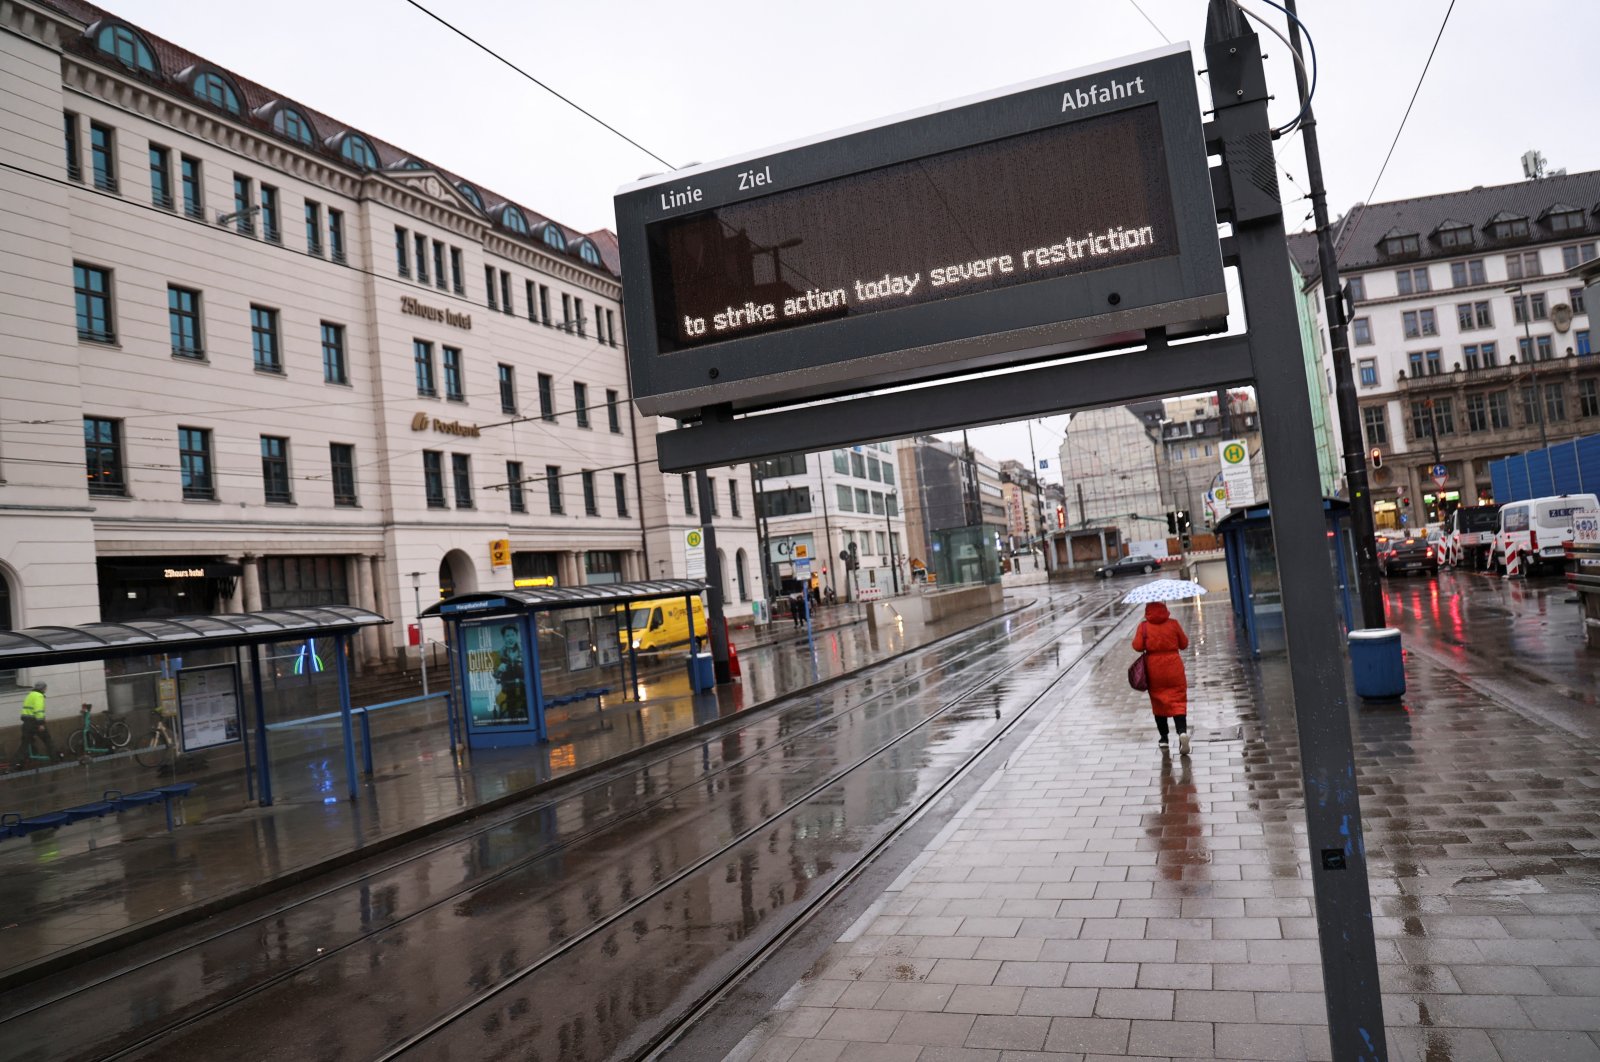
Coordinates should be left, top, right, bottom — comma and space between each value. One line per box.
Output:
432, 241, 445, 291
83, 417, 125, 496
729, 479, 741, 517
1456, 300, 1492, 330
395, 227, 410, 276
1505, 251, 1540, 279
1346, 275, 1365, 303
574, 382, 590, 427
1425, 349, 1442, 375
582, 471, 598, 515
168, 286, 202, 357
449, 247, 463, 294
500, 271, 512, 315
868, 454, 883, 481
1561, 243, 1598, 270
562, 293, 573, 331
542, 224, 567, 252
1449, 259, 1486, 287
850, 451, 867, 478
1545, 383, 1567, 422
1520, 386, 1540, 425
1547, 209, 1584, 233
251, 306, 281, 372
423, 451, 445, 508
759, 487, 813, 517
538, 285, 551, 324
330, 443, 357, 506
1493, 218, 1530, 240
538, 373, 555, 421
871, 491, 887, 515
304, 200, 322, 255
1351, 317, 1372, 345
614, 473, 629, 517
682, 472, 695, 516
1437, 225, 1472, 249
260, 435, 292, 503
1463, 344, 1484, 371
502, 204, 530, 235
414, 340, 437, 396
837, 484, 854, 511
1578, 379, 1598, 418
64, 111, 81, 181
594, 305, 604, 343
321, 322, 347, 384
149, 145, 172, 208
1361, 406, 1387, 448
1407, 351, 1424, 377
1537, 335, 1553, 361
328, 210, 345, 264
506, 462, 526, 513
1401, 309, 1437, 338
606, 389, 622, 433
260, 184, 280, 242
1383, 234, 1420, 256
1358, 358, 1377, 386
232, 174, 254, 235
1465, 393, 1488, 433
414, 234, 429, 284
575, 298, 586, 337
833, 450, 849, 474
523, 279, 537, 322
192, 71, 241, 114
1579, 330, 1592, 356
484, 265, 497, 309
94, 23, 158, 73
89, 121, 116, 192
73, 263, 113, 342
1410, 401, 1434, 440
709, 477, 720, 516
855, 487, 870, 512
498, 364, 517, 414
442, 346, 464, 401
338, 133, 378, 170
883, 461, 896, 486
451, 454, 473, 508
1488, 390, 1510, 430
1395, 267, 1430, 295
1570, 287, 1586, 317
272, 106, 315, 146
606, 309, 618, 348
546, 465, 563, 514
176, 155, 203, 219
179, 427, 214, 500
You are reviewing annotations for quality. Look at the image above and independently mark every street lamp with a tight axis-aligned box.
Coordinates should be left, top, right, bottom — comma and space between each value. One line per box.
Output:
408, 570, 429, 696
1505, 283, 1557, 487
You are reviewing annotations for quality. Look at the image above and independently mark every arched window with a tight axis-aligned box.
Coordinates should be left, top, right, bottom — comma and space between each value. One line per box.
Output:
539, 224, 567, 252
94, 24, 158, 76
193, 72, 242, 115
501, 205, 530, 235
338, 133, 379, 170
394, 158, 426, 170
271, 107, 316, 147
456, 183, 484, 211
736, 549, 749, 602
577, 240, 602, 267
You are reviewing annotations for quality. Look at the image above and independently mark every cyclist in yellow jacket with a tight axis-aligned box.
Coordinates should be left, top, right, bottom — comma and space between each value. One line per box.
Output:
12, 682, 58, 768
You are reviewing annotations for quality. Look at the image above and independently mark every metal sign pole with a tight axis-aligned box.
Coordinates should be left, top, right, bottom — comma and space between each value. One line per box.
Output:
695, 469, 733, 683
1206, 2, 1387, 1057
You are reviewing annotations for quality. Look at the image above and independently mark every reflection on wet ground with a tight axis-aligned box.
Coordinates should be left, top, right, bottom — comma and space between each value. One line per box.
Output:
0, 588, 1126, 1061
732, 573, 1600, 1062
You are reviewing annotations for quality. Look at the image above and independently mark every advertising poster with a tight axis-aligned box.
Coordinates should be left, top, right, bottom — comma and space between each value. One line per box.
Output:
176, 663, 242, 751
461, 619, 530, 728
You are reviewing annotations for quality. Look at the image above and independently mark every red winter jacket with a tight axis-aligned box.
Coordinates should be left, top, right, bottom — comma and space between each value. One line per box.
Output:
1132, 602, 1189, 717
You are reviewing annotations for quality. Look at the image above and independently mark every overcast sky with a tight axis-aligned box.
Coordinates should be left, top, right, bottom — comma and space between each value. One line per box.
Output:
108, 0, 1599, 479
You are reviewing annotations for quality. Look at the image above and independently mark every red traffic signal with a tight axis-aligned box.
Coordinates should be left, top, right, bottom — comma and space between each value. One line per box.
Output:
1369, 447, 1383, 469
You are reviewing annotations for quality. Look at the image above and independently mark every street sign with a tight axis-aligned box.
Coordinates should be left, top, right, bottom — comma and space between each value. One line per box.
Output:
616, 45, 1226, 418
1218, 438, 1256, 508
1431, 463, 1448, 488
1574, 510, 1600, 546
684, 528, 707, 579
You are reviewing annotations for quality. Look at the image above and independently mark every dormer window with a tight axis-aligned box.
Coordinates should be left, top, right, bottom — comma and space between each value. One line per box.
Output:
577, 240, 602, 267
456, 183, 484, 212
1435, 223, 1472, 249
335, 132, 378, 170
192, 71, 242, 115
1544, 205, 1584, 233
501, 204, 529, 235
1487, 212, 1530, 240
92, 23, 159, 76
268, 105, 315, 147
1381, 233, 1420, 256
538, 223, 567, 252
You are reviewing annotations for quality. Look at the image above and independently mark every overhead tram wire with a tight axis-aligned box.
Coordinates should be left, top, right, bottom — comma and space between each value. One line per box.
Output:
399, 0, 674, 171
1126, 0, 1171, 44
1223, 0, 1315, 135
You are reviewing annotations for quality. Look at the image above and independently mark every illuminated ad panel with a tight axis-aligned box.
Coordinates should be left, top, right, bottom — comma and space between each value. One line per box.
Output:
617, 44, 1225, 417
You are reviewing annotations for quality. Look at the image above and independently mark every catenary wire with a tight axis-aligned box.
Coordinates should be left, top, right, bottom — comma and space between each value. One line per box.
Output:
1223, 0, 1314, 134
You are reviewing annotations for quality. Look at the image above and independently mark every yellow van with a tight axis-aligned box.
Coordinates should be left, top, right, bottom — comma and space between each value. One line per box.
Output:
617, 596, 708, 653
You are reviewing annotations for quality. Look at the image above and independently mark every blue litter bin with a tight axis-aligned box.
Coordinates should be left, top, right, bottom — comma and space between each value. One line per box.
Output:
1348, 628, 1405, 700
686, 652, 715, 693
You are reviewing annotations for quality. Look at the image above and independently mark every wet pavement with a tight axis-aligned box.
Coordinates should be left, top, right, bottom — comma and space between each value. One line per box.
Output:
0, 586, 1128, 1061
720, 570, 1600, 1062
0, 591, 1020, 985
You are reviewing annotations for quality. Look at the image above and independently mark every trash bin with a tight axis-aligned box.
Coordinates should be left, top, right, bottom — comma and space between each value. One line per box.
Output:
686, 652, 715, 692
1348, 627, 1405, 700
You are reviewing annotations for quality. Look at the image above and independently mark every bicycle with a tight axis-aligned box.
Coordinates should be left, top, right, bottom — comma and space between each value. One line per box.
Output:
67, 702, 132, 757
132, 708, 178, 768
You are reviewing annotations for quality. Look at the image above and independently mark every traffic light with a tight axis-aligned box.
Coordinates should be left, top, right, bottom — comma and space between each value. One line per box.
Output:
1369, 447, 1383, 469
1175, 510, 1190, 535
1166, 511, 1178, 535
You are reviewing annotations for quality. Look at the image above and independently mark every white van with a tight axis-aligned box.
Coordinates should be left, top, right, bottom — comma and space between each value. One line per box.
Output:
1495, 493, 1600, 576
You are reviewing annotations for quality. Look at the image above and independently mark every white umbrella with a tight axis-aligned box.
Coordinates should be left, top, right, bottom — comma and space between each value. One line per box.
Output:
1121, 579, 1208, 605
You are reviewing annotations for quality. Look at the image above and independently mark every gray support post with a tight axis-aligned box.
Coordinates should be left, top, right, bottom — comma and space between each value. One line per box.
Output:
1206, 3, 1387, 1057
695, 469, 733, 682
249, 644, 273, 807
334, 633, 357, 801
624, 608, 640, 697
524, 613, 547, 743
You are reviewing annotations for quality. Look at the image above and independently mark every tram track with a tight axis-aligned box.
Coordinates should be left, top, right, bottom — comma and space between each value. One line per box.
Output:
0, 588, 1118, 1062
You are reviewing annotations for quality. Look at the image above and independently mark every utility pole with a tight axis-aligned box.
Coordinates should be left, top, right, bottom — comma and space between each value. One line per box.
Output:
1027, 421, 1048, 572
817, 454, 837, 602
694, 469, 732, 683
751, 462, 774, 609
1507, 282, 1557, 487
1284, 0, 1385, 630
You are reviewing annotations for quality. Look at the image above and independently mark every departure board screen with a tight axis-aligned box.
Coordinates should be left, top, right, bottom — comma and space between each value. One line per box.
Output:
646, 104, 1176, 354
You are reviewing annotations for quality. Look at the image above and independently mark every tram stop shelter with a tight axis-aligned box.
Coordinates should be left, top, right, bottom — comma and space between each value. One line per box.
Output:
420, 580, 708, 750
1217, 498, 1354, 656
0, 607, 388, 806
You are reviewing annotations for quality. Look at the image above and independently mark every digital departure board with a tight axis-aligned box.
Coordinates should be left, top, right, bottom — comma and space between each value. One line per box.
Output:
617, 45, 1225, 418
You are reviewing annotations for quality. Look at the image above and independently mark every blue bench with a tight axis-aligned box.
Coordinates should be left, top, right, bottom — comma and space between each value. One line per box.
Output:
3, 783, 197, 840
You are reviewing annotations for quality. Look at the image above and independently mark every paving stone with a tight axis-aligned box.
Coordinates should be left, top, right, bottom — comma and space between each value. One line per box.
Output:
965, 1015, 1052, 1051
1042, 1016, 1131, 1055
817, 1009, 904, 1044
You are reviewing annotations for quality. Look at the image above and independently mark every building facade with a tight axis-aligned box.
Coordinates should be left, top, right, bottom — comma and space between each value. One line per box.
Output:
1153, 391, 1266, 531
755, 445, 906, 600
1289, 172, 1599, 529
1, 0, 656, 713
1058, 405, 1165, 553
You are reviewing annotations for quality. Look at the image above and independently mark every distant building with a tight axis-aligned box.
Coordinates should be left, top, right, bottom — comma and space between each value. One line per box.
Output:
1289, 172, 1599, 529
1152, 392, 1265, 531
1058, 405, 1165, 552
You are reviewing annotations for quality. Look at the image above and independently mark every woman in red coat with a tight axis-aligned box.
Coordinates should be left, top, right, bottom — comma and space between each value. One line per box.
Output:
1132, 601, 1190, 754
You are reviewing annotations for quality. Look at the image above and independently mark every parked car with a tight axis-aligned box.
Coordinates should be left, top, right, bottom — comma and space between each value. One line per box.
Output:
1379, 536, 1438, 577
1096, 554, 1163, 578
